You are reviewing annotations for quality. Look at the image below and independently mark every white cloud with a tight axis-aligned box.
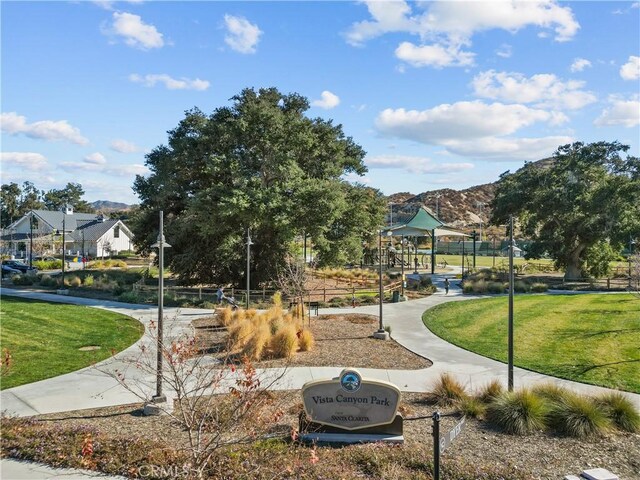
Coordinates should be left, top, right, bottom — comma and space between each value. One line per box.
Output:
347, 1, 578, 69
223, 14, 262, 54
0, 112, 89, 145
106, 12, 164, 50
496, 44, 512, 58
343, 172, 371, 184
110, 139, 140, 153
128, 73, 210, 90
366, 154, 474, 174
84, 152, 107, 165
60, 160, 149, 177
395, 41, 474, 68
311, 91, 341, 109
570, 58, 592, 72
594, 97, 640, 127
0, 152, 48, 170
620, 56, 640, 81
375, 101, 567, 143
471, 70, 596, 110
443, 136, 574, 161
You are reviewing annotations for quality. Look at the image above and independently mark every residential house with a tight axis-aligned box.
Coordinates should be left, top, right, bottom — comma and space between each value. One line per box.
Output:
1, 206, 134, 259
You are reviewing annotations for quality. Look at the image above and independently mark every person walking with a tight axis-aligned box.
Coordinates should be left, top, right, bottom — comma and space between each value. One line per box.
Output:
216, 286, 224, 304
444, 278, 450, 295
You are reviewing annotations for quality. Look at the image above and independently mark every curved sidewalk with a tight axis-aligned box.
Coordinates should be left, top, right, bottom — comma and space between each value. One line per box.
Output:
1, 282, 638, 420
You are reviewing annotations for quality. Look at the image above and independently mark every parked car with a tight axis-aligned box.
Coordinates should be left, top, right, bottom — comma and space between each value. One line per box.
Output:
1, 264, 22, 278
1, 260, 38, 275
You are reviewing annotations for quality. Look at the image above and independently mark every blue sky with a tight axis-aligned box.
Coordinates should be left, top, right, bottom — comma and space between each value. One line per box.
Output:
1, 1, 639, 204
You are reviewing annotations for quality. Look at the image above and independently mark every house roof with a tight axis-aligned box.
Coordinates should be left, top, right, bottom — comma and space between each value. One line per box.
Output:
30, 210, 100, 232
70, 219, 132, 242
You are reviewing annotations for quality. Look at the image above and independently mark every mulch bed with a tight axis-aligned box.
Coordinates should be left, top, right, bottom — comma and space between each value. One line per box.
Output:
6, 393, 639, 479
192, 313, 432, 370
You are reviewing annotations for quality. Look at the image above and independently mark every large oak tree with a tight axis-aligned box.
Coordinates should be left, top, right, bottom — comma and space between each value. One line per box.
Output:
132, 88, 385, 286
491, 141, 640, 280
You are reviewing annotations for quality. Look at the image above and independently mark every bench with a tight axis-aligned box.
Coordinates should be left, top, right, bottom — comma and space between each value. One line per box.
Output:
309, 301, 319, 316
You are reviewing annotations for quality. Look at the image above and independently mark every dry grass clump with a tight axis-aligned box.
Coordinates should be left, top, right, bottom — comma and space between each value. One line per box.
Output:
270, 325, 299, 359
218, 292, 314, 361
242, 323, 271, 361
478, 379, 504, 403
298, 329, 314, 352
425, 373, 467, 406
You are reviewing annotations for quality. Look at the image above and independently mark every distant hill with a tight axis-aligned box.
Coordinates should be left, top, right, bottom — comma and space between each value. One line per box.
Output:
90, 200, 133, 212
387, 183, 496, 229
385, 158, 552, 229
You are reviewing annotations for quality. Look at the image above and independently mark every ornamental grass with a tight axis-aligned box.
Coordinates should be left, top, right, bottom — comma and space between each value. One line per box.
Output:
547, 392, 610, 438
594, 392, 640, 433
425, 373, 467, 407
486, 389, 548, 435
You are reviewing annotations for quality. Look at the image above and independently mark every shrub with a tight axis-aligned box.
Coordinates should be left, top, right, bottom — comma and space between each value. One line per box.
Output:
547, 392, 610, 437
487, 282, 505, 294
243, 323, 271, 361
83, 274, 94, 287
38, 274, 57, 287
425, 373, 467, 406
474, 280, 488, 293
384, 325, 392, 335
458, 396, 486, 419
270, 325, 298, 359
462, 283, 475, 294
117, 291, 141, 304
594, 392, 640, 433
33, 259, 62, 270
10, 274, 33, 286
530, 282, 548, 293
513, 280, 529, 293
298, 329, 314, 352
67, 275, 82, 288
478, 379, 505, 404
486, 389, 548, 435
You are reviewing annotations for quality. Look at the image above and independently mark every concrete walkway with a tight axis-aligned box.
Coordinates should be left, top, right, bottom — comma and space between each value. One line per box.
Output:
1, 281, 639, 478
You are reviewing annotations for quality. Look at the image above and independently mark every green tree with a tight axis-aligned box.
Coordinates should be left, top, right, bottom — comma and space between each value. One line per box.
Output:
491, 141, 640, 280
1, 183, 21, 227
18, 181, 44, 213
43, 183, 94, 212
133, 87, 384, 286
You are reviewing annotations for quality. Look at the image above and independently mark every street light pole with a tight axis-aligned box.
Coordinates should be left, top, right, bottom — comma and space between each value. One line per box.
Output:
401, 236, 405, 297
374, 230, 390, 340
151, 211, 171, 405
61, 211, 66, 286
29, 213, 33, 268
246, 228, 253, 309
508, 215, 515, 391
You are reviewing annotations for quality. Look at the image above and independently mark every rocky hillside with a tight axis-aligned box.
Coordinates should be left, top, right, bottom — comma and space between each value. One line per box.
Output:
387, 182, 497, 228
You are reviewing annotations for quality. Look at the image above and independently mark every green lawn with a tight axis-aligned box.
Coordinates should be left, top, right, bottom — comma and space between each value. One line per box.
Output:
0, 296, 144, 390
423, 294, 640, 393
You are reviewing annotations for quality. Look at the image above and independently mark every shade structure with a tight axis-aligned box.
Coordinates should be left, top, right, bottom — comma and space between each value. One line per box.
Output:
380, 206, 470, 275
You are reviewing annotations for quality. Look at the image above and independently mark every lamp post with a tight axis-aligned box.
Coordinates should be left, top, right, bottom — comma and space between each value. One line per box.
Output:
629, 236, 636, 289
246, 228, 253, 309
472, 230, 477, 269
374, 230, 391, 340
61, 211, 66, 286
401, 236, 405, 297
29, 213, 34, 268
508, 215, 515, 391
461, 238, 465, 278
151, 211, 171, 405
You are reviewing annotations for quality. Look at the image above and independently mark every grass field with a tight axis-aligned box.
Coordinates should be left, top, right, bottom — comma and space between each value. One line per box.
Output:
0, 296, 144, 389
423, 294, 640, 393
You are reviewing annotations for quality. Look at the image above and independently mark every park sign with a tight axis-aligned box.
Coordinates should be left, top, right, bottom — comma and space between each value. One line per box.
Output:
301, 368, 401, 430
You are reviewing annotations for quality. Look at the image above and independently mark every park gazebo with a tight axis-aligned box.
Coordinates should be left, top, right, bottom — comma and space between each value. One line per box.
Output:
382, 206, 469, 274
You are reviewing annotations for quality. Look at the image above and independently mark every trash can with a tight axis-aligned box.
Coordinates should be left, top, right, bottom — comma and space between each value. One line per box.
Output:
392, 290, 400, 303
